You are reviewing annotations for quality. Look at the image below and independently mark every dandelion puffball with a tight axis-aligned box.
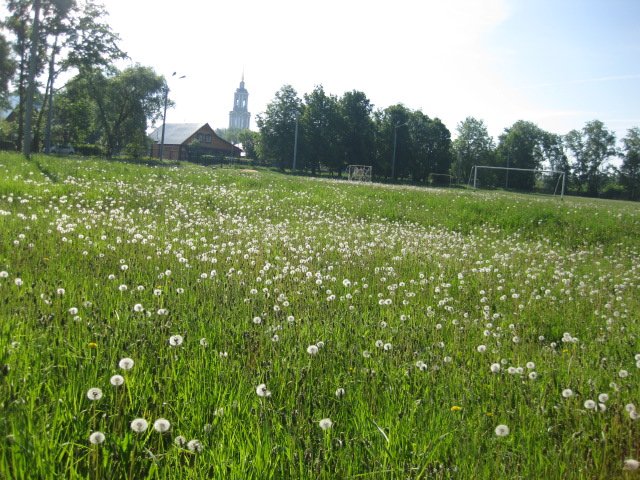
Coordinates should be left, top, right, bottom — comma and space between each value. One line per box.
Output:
110, 375, 124, 386
319, 418, 333, 430
86, 388, 103, 401
256, 383, 271, 397
131, 418, 148, 433
118, 357, 134, 370
153, 418, 171, 433
494, 424, 510, 437
307, 345, 319, 355
89, 431, 105, 444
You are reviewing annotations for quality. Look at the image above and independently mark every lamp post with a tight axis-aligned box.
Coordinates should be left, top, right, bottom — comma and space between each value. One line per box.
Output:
292, 114, 299, 171
392, 121, 408, 180
159, 72, 185, 160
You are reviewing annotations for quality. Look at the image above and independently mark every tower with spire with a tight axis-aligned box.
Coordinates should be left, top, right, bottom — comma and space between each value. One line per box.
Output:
229, 73, 250, 130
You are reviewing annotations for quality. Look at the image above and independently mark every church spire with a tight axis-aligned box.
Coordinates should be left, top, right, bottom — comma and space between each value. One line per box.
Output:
229, 73, 250, 130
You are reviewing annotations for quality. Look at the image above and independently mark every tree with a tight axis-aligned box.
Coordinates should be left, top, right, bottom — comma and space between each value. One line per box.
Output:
452, 117, 495, 183
374, 104, 411, 179
565, 120, 617, 196
237, 129, 261, 162
256, 85, 302, 170
0, 33, 16, 108
68, 66, 164, 157
619, 127, 640, 200
496, 120, 546, 190
338, 90, 375, 170
300, 85, 343, 175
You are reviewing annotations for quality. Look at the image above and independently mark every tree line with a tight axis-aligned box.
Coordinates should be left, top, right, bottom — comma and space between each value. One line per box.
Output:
237, 84, 639, 200
0, 0, 166, 158
1, 2, 638, 200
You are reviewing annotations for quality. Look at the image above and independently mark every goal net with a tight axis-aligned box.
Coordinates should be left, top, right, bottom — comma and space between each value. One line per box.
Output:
469, 165, 566, 198
347, 165, 372, 182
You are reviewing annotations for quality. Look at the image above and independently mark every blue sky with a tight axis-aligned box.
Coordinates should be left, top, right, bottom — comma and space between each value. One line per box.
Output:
3, 0, 639, 144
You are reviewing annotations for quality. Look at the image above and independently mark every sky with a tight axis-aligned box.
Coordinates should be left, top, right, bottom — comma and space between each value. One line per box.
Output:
7, 0, 640, 142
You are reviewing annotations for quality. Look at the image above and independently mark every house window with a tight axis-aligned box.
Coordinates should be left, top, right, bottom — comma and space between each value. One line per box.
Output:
196, 133, 212, 143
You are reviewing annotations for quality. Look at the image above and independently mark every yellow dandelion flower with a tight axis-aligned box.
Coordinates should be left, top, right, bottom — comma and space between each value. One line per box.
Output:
450, 406, 462, 412
88, 342, 98, 349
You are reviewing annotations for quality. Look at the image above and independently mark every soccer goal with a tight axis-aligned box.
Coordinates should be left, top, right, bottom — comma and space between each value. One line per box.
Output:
347, 165, 372, 182
469, 165, 566, 199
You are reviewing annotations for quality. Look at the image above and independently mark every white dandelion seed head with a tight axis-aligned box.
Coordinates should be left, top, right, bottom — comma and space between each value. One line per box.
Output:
316, 341, 325, 349
0, 271, 8, 278
14, 278, 23, 286
335, 387, 346, 398
118, 357, 134, 370
490, 363, 501, 373
110, 375, 124, 387
89, 431, 105, 445
375, 340, 384, 348
87, 387, 103, 401
562, 389, 574, 398
153, 418, 171, 433
623, 459, 640, 471
56, 288, 65, 295
68, 307, 78, 315
307, 345, 319, 355
131, 418, 148, 433
362, 350, 371, 359
528, 372, 537, 380
584, 399, 597, 410
625, 403, 636, 413
319, 418, 333, 430
256, 383, 271, 397
200, 338, 208, 347
526, 362, 535, 370
252, 316, 262, 325
598, 393, 609, 403
383, 343, 393, 351
630, 410, 639, 420
169, 335, 184, 347
477, 345, 486, 353
133, 303, 144, 312
619, 369, 629, 378
507, 367, 517, 375
187, 439, 203, 452
495, 424, 510, 437
174, 435, 187, 447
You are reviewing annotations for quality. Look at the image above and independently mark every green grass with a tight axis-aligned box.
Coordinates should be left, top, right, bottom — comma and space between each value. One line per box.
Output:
0, 152, 639, 479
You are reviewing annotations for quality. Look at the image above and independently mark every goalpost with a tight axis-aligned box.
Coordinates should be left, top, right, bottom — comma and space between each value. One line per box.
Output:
347, 165, 372, 182
469, 165, 566, 199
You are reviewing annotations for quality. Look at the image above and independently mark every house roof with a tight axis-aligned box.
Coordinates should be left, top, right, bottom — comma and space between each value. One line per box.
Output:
148, 123, 204, 145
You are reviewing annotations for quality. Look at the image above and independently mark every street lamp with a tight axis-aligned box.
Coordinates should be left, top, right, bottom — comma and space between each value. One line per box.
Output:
392, 121, 408, 180
159, 72, 186, 160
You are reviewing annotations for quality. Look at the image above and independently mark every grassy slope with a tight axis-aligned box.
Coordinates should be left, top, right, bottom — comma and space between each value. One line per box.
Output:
0, 153, 639, 479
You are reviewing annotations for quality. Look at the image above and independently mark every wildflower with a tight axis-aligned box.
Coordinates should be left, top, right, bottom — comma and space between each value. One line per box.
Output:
307, 345, 319, 355
477, 345, 486, 353
507, 367, 517, 375
252, 316, 262, 325
118, 357, 134, 370
0, 271, 8, 278
495, 424, 510, 437
187, 439, 203, 452
131, 418, 148, 433
490, 363, 501, 373
562, 389, 574, 398
528, 372, 537, 380
69, 307, 78, 315
384, 343, 393, 352
375, 340, 384, 348
14, 278, 23, 286
88, 342, 98, 349
169, 335, 184, 347
584, 400, 597, 410
362, 350, 371, 359
133, 303, 144, 312
335, 387, 346, 398
619, 369, 629, 378
174, 435, 187, 447
200, 338, 208, 347
110, 375, 124, 387
87, 388, 103, 401
624, 459, 640, 471
256, 383, 271, 397
56, 288, 65, 295
153, 418, 171, 433
598, 393, 609, 403
319, 418, 333, 430
451, 406, 462, 412
89, 431, 105, 445
526, 362, 535, 369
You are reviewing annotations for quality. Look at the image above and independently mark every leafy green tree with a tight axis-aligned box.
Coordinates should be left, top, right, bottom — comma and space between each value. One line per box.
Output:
374, 104, 411, 179
0, 33, 16, 108
452, 117, 495, 183
496, 120, 546, 190
300, 85, 343, 175
619, 127, 640, 200
237, 129, 261, 162
338, 90, 375, 170
565, 120, 617, 196
256, 85, 302, 170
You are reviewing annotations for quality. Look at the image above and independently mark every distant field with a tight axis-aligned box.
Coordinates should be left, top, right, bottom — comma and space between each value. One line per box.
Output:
0, 152, 639, 479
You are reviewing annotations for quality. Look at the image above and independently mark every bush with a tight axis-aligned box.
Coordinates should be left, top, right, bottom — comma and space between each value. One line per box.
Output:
75, 144, 104, 157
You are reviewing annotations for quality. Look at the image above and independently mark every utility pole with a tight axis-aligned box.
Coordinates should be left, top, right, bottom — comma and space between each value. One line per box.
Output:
292, 115, 299, 171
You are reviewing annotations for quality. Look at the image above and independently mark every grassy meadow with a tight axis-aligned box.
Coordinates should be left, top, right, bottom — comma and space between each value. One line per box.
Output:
0, 152, 639, 479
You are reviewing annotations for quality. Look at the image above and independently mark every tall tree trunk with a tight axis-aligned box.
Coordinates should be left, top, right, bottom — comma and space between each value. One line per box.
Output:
23, 0, 41, 158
